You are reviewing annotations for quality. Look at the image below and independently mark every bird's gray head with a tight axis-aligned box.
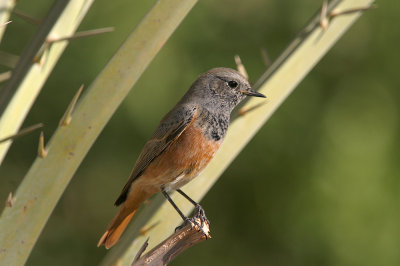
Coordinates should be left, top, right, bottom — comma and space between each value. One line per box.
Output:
183, 67, 266, 113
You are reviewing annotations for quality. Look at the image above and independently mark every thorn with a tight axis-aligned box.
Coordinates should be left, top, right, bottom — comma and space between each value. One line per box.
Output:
46, 27, 114, 44
234, 55, 248, 80
132, 238, 149, 263
260, 48, 272, 68
0, 71, 11, 83
0, 123, 44, 143
329, 4, 377, 18
38, 131, 47, 158
6, 192, 15, 207
1, 21, 12, 27
139, 221, 160, 236
34, 27, 114, 65
59, 84, 84, 126
319, 1, 329, 30
320, 2, 376, 30
13, 9, 42, 25
238, 102, 266, 116
33, 43, 49, 66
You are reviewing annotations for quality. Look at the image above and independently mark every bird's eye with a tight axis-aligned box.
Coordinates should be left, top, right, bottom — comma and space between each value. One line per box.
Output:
228, 81, 238, 88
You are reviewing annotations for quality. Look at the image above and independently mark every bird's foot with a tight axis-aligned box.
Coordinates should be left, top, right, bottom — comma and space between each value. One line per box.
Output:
174, 217, 198, 232
193, 204, 209, 228
174, 204, 210, 239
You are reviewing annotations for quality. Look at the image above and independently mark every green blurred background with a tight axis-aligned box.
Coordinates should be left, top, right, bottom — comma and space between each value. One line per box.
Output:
1, 0, 399, 265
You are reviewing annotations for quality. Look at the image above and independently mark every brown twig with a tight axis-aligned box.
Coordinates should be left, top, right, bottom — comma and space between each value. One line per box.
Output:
133, 218, 210, 266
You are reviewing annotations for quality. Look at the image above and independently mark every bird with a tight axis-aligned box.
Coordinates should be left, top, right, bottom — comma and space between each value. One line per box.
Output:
98, 67, 266, 249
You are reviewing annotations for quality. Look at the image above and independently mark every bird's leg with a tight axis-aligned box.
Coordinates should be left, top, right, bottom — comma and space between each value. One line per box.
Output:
161, 189, 201, 231
161, 189, 187, 221
176, 189, 209, 228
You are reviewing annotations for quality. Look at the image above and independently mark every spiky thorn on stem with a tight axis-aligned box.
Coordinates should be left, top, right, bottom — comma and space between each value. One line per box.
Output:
38, 131, 47, 158
330, 4, 377, 17
33, 45, 48, 66
59, 84, 84, 126
234, 55, 248, 80
132, 238, 150, 265
320, 1, 329, 29
320, 1, 376, 30
0, 123, 44, 143
260, 47, 272, 68
13, 9, 42, 25
34, 27, 114, 65
235, 54, 266, 116
5, 192, 15, 207
1, 21, 12, 27
46, 27, 115, 43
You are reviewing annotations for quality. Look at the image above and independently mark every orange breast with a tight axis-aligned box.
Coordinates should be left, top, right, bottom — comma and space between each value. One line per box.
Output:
140, 122, 222, 191
168, 123, 221, 175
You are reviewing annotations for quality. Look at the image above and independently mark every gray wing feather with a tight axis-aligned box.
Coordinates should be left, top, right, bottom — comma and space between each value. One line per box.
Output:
115, 104, 198, 206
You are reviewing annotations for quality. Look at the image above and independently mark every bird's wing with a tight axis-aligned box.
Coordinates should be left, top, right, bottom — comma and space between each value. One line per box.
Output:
114, 104, 198, 206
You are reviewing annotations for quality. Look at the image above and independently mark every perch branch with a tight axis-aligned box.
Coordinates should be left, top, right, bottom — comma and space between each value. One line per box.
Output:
133, 217, 210, 266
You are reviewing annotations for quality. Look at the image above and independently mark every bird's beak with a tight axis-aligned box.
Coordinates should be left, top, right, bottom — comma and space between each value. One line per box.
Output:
240, 88, 266, 98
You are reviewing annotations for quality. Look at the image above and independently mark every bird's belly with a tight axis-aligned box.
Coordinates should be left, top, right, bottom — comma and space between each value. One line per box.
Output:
141, 123, 222, 191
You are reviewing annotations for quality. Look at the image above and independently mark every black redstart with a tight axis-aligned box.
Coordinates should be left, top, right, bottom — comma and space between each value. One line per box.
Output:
98, 67, 266, 248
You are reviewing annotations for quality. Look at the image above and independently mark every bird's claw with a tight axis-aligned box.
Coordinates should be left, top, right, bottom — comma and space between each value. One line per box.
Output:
174, 205, 210, 239
174, 217, 196, 232
194, 204, 209, 227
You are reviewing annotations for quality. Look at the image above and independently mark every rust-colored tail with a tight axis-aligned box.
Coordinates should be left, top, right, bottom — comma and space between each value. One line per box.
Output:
97, 207, 136, 249
98, 189, 149, 249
